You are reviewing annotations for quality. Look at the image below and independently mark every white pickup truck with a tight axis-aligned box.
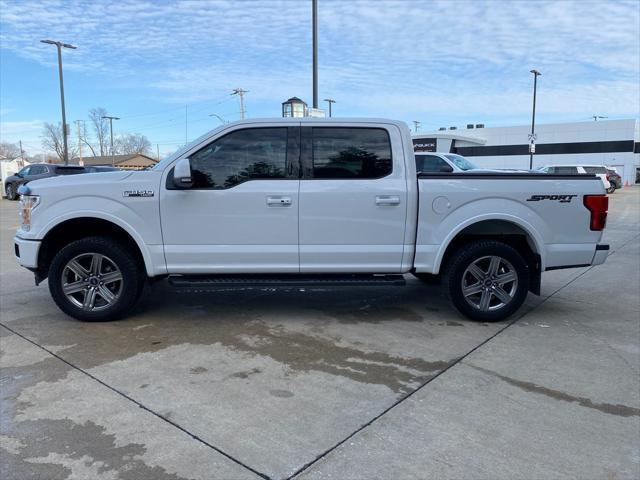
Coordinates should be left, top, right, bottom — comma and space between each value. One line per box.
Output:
14, 118, 610, 322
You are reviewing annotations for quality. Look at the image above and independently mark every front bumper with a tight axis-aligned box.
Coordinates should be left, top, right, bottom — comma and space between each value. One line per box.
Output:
14, 235, 41, 269
591, 244, 609, 266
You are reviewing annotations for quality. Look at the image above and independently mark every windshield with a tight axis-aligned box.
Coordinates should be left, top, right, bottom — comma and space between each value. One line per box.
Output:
444, 154, 478, 171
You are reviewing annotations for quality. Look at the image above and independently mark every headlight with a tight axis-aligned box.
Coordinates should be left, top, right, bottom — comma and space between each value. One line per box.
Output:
19, 195, 40, 231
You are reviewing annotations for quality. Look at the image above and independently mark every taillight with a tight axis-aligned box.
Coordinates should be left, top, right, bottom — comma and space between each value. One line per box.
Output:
583, 195, 608, 231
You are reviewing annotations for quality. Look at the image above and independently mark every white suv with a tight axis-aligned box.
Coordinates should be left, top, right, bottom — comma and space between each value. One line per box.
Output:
538, 165, 611, 192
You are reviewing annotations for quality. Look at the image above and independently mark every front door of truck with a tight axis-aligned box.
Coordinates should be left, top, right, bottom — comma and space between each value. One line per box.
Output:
298, 125, 407, 272
160, 125, 300, 273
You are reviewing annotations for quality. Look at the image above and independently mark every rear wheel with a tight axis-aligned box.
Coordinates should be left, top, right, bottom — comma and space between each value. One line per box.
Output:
444, 240, 529, 322
5, 183, 17, 200
48, 236, 145, 321
606, 185, 616, 194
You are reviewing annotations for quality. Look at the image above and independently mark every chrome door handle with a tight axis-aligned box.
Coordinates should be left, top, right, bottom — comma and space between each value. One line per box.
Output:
267, 196, 292, 207
375, 195, 401, 206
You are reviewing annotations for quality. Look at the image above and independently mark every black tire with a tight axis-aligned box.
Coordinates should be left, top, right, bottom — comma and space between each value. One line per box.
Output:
5, 183, 17, 200
607, 186, 615, 194
412, 272, 441, 285
48, 236, 145, 321
443, 240, 529, 322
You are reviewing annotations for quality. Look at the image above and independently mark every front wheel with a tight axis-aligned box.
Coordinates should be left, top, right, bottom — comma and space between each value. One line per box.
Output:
5, 183, 17, 200
444, 240, 529, 322
606, 186, 616, 194
48, 236, 145, 321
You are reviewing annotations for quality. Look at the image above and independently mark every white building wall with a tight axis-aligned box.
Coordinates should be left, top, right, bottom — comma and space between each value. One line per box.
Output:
417, 119, 640, 185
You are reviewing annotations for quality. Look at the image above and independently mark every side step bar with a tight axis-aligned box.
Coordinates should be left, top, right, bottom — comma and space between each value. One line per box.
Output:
169, 273, 406, 289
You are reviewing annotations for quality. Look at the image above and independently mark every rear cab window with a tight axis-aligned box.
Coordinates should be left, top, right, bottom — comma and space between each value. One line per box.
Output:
309, 127, 392, 179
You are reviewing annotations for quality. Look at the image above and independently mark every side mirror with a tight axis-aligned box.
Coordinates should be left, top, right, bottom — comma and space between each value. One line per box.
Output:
440, 164, 454, 173
173, 158, 193, 188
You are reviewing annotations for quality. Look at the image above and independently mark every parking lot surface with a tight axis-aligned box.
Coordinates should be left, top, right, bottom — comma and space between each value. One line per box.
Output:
1, 188, 639, 480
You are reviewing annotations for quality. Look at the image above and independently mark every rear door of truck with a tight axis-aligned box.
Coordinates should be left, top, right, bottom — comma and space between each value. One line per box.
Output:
298, 122, 409, 272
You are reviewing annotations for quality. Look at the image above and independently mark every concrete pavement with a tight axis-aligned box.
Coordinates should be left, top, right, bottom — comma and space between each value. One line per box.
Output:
1, 187, 638, 479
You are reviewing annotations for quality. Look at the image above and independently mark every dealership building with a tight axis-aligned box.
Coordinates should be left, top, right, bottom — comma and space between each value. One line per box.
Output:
412, 119, 640, 184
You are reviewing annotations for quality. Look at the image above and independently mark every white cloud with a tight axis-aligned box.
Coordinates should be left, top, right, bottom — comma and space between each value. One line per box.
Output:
0, 0, 638, 132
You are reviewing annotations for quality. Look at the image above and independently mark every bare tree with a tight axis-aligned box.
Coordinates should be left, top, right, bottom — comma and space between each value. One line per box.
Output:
113, 133, 152, 155
0, 142, 21, 160
41, 123, 77, 163
79, 122, 97, 157
89, 107, 109, 156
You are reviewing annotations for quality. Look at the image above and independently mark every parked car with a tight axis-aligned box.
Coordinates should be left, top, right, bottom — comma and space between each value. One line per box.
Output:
415, 152, 479, 173
538, 165, 612, 193
4, 164, 86, 200
416, 153, 532, 174
14, 118, 609, 323
85, 166, 120, 173
605, 167, 622, 190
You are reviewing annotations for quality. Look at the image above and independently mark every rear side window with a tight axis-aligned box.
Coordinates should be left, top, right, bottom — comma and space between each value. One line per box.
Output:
416, 155, 450, 173
311, 128, 392, 179
552, 166, 579, 175
189, 128, 288, 189
583, 166, 606, 174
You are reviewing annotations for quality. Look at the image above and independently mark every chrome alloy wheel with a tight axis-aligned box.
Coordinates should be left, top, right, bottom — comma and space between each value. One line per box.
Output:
461, 255, 518, 311
61, 253, 123, 311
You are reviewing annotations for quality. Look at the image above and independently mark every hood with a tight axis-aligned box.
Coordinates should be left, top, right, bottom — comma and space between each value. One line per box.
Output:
21, 170, 135, 194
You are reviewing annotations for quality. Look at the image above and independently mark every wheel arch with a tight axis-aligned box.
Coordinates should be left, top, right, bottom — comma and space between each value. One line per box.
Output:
37, 216, 152, 282
435, 216, 544, 295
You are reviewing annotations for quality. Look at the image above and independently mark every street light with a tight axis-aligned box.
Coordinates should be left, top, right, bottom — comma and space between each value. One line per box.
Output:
592, 115, 608, 121
41, 39, 76, 165
529, 69, 541, 170
312, 0, 318, 109
101, 116, 120, 166
209, 113, 226, 124
323, 98, 335, 117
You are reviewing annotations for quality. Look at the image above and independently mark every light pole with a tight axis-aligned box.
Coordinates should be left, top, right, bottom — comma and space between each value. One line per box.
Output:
209, 113, 226, 124
101, 116, 120, 166
41, 39, 76, 165
323, 98, 335, 117
529, 69, 541, 170
413, 120, 421, 133
312, 0, 318, 109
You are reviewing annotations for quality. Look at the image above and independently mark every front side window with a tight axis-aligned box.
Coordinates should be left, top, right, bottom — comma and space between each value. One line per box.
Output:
189, 128, 288, 189
312, 127, 392, 179
417, 155, 450, 172
18, 166, 31, 176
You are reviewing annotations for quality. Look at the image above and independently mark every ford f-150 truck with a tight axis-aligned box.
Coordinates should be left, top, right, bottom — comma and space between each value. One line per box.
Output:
13, 118, 609, 322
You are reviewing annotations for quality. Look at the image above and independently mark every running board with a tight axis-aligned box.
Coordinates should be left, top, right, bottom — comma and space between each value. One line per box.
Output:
169, 273, 406, 289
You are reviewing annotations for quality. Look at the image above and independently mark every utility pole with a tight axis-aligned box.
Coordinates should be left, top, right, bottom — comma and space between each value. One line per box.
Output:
19, 140, 24, 159
232, 88, 247, 120
312, 0, 318, 109
41, 39, 76, 165
102, 115, 119, 166
592, 115, 607, 121
413, 120, 421, 133
323, 98, 335, 117
75, 120, 83, 165
529, 69, 541, 170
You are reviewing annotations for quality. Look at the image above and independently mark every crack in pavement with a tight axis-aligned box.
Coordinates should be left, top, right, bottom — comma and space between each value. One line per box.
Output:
465, 364, 640, 418
0, 322, 271, 480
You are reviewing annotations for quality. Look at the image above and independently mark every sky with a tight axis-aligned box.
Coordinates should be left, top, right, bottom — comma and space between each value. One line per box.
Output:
1, 0, 639, 158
